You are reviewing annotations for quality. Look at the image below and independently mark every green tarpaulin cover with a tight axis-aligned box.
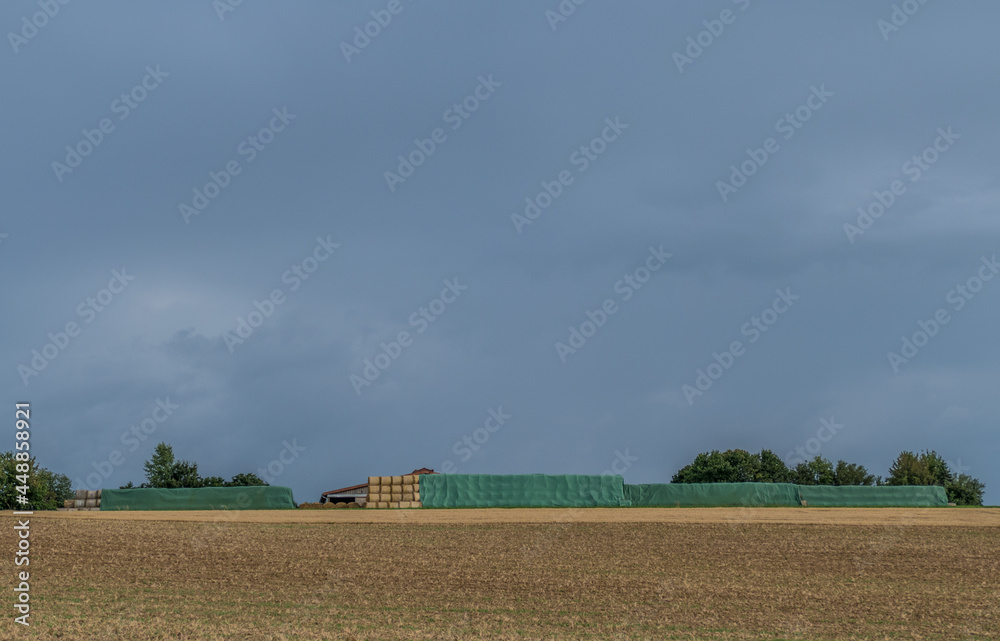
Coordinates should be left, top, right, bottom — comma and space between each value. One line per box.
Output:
100, 486, 297, 510
796, 484, 948, 506
419, 474, 628, 507
624, 482, 802, 507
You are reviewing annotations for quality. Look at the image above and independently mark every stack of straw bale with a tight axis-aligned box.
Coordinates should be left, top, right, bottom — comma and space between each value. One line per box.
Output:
365, 474, 421, 508
70, 489, 101, 510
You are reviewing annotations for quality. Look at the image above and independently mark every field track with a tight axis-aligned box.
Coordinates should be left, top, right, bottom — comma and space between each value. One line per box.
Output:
40, 506, 1000, 526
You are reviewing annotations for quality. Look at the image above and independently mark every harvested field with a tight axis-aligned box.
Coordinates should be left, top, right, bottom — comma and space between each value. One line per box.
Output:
3, 509, 998, 640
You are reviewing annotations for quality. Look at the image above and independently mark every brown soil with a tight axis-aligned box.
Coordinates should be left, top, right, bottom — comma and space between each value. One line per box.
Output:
3, 508, 997, 640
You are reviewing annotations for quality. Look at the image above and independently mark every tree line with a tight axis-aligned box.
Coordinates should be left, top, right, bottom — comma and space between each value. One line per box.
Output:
671, 449, 985, 505
119, 443, 267, 489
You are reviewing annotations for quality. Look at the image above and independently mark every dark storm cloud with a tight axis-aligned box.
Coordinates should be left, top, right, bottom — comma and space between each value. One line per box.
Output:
2, 1, 997, 503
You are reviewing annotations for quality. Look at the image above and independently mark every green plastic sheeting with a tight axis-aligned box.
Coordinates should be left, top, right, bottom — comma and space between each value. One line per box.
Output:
624, 483, 802, 507
796, 485, 948, 506
100, 486, 297, 510
419, 474, 628, 507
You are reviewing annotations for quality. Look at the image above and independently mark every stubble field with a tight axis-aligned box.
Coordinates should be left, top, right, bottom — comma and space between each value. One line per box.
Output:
3, 508, 998, 640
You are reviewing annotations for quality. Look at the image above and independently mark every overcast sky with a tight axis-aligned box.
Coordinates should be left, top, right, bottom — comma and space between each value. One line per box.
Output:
3, 1, 998, 505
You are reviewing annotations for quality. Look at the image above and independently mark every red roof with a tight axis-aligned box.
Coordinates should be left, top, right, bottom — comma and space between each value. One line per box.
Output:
410, 467, 436, 475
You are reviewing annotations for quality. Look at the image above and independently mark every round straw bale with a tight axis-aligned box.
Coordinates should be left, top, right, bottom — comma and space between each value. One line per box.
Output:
75, 489, 88, 500
63, 499, 75, 509
402, 483, 414, 493
347, 502, 360, 508
391, 476, 403, 485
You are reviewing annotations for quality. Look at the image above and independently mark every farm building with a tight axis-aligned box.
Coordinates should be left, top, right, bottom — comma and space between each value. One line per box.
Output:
320, 467, 436, 504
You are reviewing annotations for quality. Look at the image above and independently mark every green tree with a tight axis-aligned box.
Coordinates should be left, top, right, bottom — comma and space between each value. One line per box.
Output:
833, 460, 876, 486
919, 450, 953, 486
0, 452, 73, 510
672, 450, 734, 483
722, 449, 761, 483
757, 449, 792, 483
946, 474, 985, 506
791, 456, 836, 485
143, 443, 178, 488
169, 460, 203, 488
672, 449, 791, 484
886, 451, 935, 486
227, 472, 268, 487
201, 476, 227, 487
141, 443, 203, 488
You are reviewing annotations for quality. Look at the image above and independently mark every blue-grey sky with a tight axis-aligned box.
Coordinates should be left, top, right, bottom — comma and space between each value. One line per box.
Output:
3, 1, 998, 504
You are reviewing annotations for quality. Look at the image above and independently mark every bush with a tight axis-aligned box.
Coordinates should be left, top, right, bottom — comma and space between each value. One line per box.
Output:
0, 452, 73, 510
